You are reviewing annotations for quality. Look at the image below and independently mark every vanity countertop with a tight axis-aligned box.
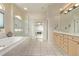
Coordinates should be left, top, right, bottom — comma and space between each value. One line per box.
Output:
53, 31, 79, 43
53, 31, 79, 37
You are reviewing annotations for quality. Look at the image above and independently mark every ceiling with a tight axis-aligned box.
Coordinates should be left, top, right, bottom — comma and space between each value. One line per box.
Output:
15, 3, 66, 22
16, 3, 49, 13
16, 3, 66, 13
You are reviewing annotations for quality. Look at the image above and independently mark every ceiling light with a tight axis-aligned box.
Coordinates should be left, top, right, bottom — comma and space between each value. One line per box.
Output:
74, 4, 79, 7
38, 23, 41, 25
24, 8, 28, 10
15, 15, 22, 20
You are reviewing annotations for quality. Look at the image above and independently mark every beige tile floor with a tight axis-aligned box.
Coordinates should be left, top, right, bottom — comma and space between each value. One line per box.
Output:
3, 38, 66, 56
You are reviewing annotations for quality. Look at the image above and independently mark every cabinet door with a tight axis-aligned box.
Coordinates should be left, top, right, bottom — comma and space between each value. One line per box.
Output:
63, 35, 69, 54
56, 35, 60, 47
68, 39, 78, 56
63, 45, 68, 54
54, 33, 58, 45
60, 34, 64, 49
53, 33, 58, 45
77, 45, 79, 55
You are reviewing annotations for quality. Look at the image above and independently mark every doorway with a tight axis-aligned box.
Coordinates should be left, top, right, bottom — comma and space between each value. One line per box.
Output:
34, 22, 43, 41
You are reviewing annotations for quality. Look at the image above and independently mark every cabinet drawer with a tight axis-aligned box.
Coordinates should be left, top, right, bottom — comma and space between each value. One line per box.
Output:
63, 40, 68, 46
68, 40, 78, 56
69, 40, 78, 46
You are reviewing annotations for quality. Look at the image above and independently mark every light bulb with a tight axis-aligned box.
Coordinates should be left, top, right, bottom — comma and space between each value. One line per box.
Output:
75, 4, 79, 7
69, 8, 73, 11
64, 11, 68, 14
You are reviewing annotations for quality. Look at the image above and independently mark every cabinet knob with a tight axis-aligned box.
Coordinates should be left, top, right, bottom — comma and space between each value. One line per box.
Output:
72, 37, 74, 39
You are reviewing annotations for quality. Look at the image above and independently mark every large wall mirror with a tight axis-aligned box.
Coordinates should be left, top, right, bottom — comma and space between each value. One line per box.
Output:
59, 4, 79, 34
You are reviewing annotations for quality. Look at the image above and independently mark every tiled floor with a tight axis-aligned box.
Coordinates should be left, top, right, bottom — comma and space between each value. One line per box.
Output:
3, 38, 65, 56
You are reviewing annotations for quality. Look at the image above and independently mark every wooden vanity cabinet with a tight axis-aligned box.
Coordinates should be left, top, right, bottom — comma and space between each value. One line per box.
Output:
60, 34, 64, 49
56, 34, 61, 47
53, 32, 79, 56
63, 35, 69, 54
68, 36, 79, 56
68, 39, 78, 55
54, 32, 61, 47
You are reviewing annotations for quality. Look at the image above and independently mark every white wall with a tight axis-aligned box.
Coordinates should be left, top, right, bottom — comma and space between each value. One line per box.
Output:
46, 4, 63, 42
0, 4, 13, 38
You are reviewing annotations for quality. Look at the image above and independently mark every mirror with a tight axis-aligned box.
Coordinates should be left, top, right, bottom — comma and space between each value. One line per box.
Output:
59, 6, 79, 34
0, 12, 4, 29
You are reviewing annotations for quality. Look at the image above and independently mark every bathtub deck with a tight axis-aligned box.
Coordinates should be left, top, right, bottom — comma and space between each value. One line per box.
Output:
0, 37, 26, 55
3, 38, 66, 56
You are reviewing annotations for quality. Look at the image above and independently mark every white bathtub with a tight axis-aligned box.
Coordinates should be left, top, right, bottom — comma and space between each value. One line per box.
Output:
0, 37, 24, 50
0, 36, 27, 55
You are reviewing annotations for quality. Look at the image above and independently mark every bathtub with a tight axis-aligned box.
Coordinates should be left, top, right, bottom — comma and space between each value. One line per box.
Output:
0, 36, 27, 55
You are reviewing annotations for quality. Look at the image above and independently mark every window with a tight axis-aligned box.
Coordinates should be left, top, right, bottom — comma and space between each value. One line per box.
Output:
0, 12, 4, 28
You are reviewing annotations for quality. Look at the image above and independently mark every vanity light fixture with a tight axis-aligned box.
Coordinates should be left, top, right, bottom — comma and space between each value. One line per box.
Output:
60, 3, 72, 14
60, 8, 64, 14
74, 4, 79, 7
68, 8, 73, 12
69, 8, 73, 11
64, 10, 68, 14
60, 8, 63, 11
60, 3, 79, 14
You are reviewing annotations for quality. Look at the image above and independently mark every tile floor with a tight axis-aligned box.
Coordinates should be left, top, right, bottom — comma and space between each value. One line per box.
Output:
3, 38, 66, 56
